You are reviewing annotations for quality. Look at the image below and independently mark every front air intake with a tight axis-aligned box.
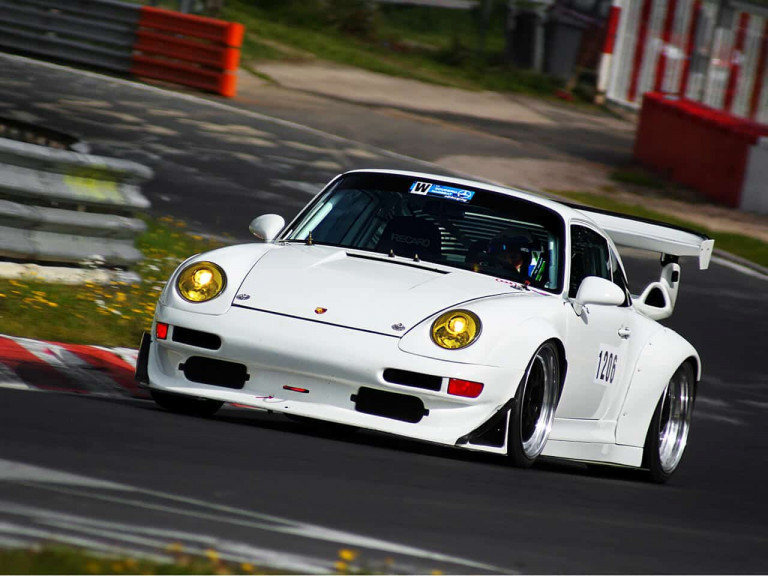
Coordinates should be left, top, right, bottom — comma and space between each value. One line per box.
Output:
179, 357, 248, 389
383, 369, 442, 391
172, 326, 221, 350
352, 387, 428, 423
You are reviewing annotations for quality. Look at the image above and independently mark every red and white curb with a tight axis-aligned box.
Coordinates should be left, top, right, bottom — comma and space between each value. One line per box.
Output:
0, 335, 146, 399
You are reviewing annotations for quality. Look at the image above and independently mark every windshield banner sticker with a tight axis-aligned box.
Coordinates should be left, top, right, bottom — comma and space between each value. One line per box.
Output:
410, 181, 475, 203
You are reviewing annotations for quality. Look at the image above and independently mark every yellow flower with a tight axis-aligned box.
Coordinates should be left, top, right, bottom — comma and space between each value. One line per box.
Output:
48, 302, 59, 308
165, 541, 184, 553
205, 548, 220, 563
116, 292, 127, 303
431, 571, 444, 575
334, 561, 349, 573
339, 549, 358, 562
240, 562, 254, 573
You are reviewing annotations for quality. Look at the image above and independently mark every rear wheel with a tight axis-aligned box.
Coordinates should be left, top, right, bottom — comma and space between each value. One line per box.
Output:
643, 362, 695, 483
151, 390, 223, 418
508, 342, 560, 468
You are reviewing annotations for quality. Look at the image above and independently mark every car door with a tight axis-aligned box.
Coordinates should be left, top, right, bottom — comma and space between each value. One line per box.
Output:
557, 224, 635, 420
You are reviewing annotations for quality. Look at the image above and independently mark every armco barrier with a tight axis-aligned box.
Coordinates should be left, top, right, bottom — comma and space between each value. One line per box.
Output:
0, 137, 153, 268
635, 92, 768, 211
0, 0, 138, 73
0, 0, 244, 97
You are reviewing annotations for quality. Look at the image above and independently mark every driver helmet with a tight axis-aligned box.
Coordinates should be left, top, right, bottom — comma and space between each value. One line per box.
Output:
487, 231, 534, 275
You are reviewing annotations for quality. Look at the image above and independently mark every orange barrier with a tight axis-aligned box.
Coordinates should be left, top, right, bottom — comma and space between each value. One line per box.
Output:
131, 7, 244, 97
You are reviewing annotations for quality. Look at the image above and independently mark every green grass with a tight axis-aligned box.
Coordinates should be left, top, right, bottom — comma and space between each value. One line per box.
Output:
554, 190, 768, 268
610, 166, 675, 191
0, 545, 284, 575
0, 217, 224, 348
0, 544, 399, 575
222, 0, 565, 98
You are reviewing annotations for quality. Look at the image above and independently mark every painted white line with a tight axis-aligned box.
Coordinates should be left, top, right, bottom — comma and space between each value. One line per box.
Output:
0, 459, 129, 490
0, 520, 171, 563
0, 458, 508, 572
0, 535, 35, 548
0, 383, 32, 391
25, 481, 506, 573
0, 500, 381, 573
711, 255, 768, 280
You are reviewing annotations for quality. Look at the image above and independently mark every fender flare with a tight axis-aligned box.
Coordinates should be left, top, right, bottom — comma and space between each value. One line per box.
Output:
484, 317, 566, 398
615, 328, 700, 447
457, 324, 565, 448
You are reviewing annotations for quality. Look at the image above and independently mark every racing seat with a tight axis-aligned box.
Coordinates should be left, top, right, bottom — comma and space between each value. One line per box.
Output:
377, 216, 442, 261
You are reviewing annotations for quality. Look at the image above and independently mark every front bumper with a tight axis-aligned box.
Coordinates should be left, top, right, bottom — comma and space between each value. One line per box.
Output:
146, 304, 521, 448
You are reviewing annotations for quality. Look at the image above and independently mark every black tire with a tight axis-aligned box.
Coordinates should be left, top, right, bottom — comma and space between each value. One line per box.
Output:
508, 341, 560, 468
151, 390, 223, 418
642, 362, 696, 483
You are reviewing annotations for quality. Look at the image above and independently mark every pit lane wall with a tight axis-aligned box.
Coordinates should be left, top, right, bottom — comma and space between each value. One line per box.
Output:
0, 0, 244, 97
598, 0, 768, 123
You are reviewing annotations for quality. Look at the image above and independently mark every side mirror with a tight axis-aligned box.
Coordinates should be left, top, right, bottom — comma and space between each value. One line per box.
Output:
633, 281, 674, 320
572, 276, 625, 316
249, 214, 285, 243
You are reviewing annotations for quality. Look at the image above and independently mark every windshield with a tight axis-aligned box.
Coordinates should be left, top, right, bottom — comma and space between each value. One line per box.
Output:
285, 173, 565, 292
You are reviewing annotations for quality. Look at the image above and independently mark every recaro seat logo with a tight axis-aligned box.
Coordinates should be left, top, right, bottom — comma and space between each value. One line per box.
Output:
391, 234, 431, 247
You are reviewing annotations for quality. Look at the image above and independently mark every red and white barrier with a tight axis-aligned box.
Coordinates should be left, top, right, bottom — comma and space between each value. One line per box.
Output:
603, 0, 768, 123
635, 92, 768, 211
0, 335, 146, 399
597, 3, 622, 100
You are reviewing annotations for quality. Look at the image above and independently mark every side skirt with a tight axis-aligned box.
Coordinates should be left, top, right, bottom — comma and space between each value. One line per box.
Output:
542, 439, 643, 467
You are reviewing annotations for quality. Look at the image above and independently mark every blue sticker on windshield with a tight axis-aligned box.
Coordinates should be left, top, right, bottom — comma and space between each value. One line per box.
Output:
410, 181, 475, 203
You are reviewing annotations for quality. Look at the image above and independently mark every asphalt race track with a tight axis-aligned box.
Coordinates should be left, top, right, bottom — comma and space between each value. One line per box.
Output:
1, 54, 767, 573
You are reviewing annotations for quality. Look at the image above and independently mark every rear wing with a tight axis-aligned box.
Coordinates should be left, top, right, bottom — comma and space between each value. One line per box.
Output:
572, 206, 715, 270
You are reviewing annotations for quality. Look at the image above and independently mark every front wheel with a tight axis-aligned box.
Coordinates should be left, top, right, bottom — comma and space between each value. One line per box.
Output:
642, 362, 696, 483
151, 390, 223, 418
508, 342, 561, 468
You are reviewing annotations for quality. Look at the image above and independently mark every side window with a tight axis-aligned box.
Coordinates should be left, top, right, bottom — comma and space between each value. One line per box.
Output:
569, 225, 611, 298
609, 247, 631, 306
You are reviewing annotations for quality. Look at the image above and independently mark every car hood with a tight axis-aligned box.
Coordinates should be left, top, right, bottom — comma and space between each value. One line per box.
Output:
233, 244, 532, 336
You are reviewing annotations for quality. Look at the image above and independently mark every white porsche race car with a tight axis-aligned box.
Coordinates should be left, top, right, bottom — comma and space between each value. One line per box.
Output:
136, 169, 714, 482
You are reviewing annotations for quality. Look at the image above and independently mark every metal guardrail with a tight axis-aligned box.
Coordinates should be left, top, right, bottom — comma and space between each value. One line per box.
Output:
0, 137, 153, 269
0, 0, 245, 97
0, 0, 138, 73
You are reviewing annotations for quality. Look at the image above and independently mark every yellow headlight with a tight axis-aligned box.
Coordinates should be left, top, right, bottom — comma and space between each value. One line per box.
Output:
431, 309, 481, 350
177, 261, 226, 302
